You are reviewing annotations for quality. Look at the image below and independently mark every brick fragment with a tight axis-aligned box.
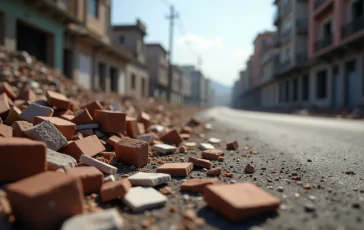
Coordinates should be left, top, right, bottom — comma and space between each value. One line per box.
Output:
115, 137, 149, 167
0, 82, 16, 100
6, 172, 84, 229
16, 88, 36, 102
60, 114, 75, 121
63, 135, 105, 161
67, 166, 103, 194
80, 154, 117, 174
0, 123, 12, 137
19, 103, 54, 123
46, 148, 77, 171
201, 149, 224, 160
188, 157, 211, 169
180, 133, 190, 140
137, 122, 145, 135
77, 128, 94, 137
159, 129, 183, 146
180, 126, 192, 134
34, 116, 76, 140
0, 138, 46, 181
100, 179, 131, 202
126, 116, 140, 138
0, 196, 11, 219
11, 120, 33, 137
24, 120, 68, 151
181, 178, 219, 193
94, 110, 126, 133
0, 93, 10, 117
71, 108, 94, 125
46, 90, 70, 109
244, 163, 255, 173
4, 105, 21, 125
156, 163, 193, 177
106, 135, 122, 147
138, 112, 151, 129
204, 183, 280, 222
206, 168, 222, 176
226, 141, 239, 150
81, 101, 104, 119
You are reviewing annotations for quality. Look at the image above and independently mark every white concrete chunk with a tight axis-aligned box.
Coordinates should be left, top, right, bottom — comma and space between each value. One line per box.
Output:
204, 123, 212, 130
128, 172, 171, 187
24, 120, 67, 151
75, 123, 99, 130
80, 154, 117, 174
208, 137, 221, 144
46, 148, 77, 171
199, 143, 215, 150
149, 125, 164, 133
184, 142, 197, 150
152, 144, 177, 154
136, 134, 153, 143
104, 174, 116, 183
123, 187, 167, 212
61, 208, 124, 230
19, 103, 54, 123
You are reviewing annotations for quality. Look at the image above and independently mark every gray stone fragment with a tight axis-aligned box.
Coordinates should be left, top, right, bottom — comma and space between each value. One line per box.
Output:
24, 120, 67, 151
61, 209, 124, 230
46, 148, 77, 171
19, 103, 54, 123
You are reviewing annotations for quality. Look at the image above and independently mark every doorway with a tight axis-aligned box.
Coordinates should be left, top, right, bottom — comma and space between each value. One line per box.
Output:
331, 65, 340, 108
344, 60, 356, 107
110, 67, 118, 93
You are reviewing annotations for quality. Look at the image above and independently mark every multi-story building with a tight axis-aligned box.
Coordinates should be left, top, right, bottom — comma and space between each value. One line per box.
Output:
180, 65, 204, 107
112, 19, 149, 98
146, 43, 169, 100
180, 70, 192, 103
171, 65, 183, 104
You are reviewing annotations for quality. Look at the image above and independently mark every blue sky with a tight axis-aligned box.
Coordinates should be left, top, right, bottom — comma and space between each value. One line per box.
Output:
111, 0, 275, 87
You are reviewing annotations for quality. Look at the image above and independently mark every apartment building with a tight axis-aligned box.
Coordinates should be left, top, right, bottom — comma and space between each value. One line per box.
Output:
112, 19, 149, 98
171, 65, 183, 104
146, 44, 169, 100
180, 70, 192, 103
180, 65, 204, 107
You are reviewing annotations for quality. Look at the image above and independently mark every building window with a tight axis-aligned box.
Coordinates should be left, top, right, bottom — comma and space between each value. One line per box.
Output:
285, 80, 289, 102
302, 75, 309, 101
293, 78, 298, 101
131, 74, 136, 90
119, 36, 125, 44
89, 0, 99, 18
316, 70, 327, 99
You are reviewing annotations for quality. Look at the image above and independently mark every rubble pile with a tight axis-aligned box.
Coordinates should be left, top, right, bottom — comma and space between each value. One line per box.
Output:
0, 47, 281, 230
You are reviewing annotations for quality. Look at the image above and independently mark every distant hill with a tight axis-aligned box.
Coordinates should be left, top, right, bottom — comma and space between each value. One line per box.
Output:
210, 80, 231, 106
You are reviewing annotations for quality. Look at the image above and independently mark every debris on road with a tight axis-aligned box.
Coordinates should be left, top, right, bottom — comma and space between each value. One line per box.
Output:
226, 140, 239, 150
181, 178, 219, 193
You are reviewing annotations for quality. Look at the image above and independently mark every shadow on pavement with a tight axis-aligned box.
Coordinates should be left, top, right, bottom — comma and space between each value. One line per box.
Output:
197, 206, 278, 230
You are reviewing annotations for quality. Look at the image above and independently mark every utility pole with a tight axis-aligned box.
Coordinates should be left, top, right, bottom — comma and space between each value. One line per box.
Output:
166, 5, 179, 102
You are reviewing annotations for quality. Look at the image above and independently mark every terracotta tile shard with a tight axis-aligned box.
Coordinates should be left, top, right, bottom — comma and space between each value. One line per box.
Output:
46, 148, 77, 171
128, 172, 171, 187
202, 149, 224, 160
115, 137, 149, 168
71, 108, 94, 125
156, 163, 194, 177
188, 157, 211, 169
0, 123, 12, 137
24, 120, 68, 151
11, 120, 33, 137
126, 116, 140, 138
67, 166, 103, 194
34, 116, 76, 140
106, 135, 122, 147
160, 186, 173, 195
0, 93, 10, 117
94, 110, 126, 133
16, 88, 36, 102
81, 101, 104, 119
80, 154, 117, 175
0, 138, 46, 181
181, 178, 219, 193
0, 82, 16, 100
100, 179, 131, 202
45, 90, 70, 109
206, 168, 222, 176
19, 103, 54, 123
152, 144, 177, 154
123, 187, 167, 212
6, 171, 84, 229
244, 163, 256, 173
4, 106, 21, 125
226, 141, 239, 150
204, 183, 280, 222
63, 135, 105, 161
159, 129, 183, 146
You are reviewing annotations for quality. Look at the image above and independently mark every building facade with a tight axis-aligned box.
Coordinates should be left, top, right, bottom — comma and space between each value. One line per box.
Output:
180, 65, 204, 107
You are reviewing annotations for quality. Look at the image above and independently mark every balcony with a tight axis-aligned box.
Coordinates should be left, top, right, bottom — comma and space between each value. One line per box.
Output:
296, 18, 308, 34
314, 0, 326, 9
341, 16, 364, 40
281, 28, 292, 43
314, 35, 333, 52
274, 59, 292, 76
31, 0, 79, 24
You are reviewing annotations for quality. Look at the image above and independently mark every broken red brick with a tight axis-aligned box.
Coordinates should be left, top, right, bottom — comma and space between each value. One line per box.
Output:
180, 126, 192, 134
100, 179, 131, 202
60, 114, 75, 121
188, 157, 211, 169
94, 110, 126, 134
156, 163, 194, 177
0, 82, 16, 100
81, 101, 104, 119
206, 168, 222, 176
4, 106, 21, 125
16, 88, 36, 102
204, 183, 280, 222
6, 171, 84, 229
106, 135, 122, 147
46, 90, 70, 109
160, 186, 173, 195
226, 141, 239, 150
201, 149, 224, 160
11, 120, 33, 137
137, 122, 145, 135
138, 112, 151, 129
181, 178, 219, 193
114, 137, 149, 167
0, 123, 12, 137
33, 116, 76, 140
67, 166, 103, 194
303, 183, 312, 189
63, 135, 105, 161
0, 137, 46, 181
0, 93, 10, 117
159, 129, 183, 146
71, 108, 94, 125
77, 129, 94, 137
126, 116, 140, 138
244, 163, 255, 173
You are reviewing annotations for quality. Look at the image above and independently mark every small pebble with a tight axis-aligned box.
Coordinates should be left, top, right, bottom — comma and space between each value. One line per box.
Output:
304, 203, 316, 212
277, 186, 284, 192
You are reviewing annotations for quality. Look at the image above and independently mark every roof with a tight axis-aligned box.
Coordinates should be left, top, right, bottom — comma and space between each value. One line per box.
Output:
113, 19, 147, 36
146, 43, 168, 54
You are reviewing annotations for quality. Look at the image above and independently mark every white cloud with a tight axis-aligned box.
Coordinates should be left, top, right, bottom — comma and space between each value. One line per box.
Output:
177, 34, 223, 50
